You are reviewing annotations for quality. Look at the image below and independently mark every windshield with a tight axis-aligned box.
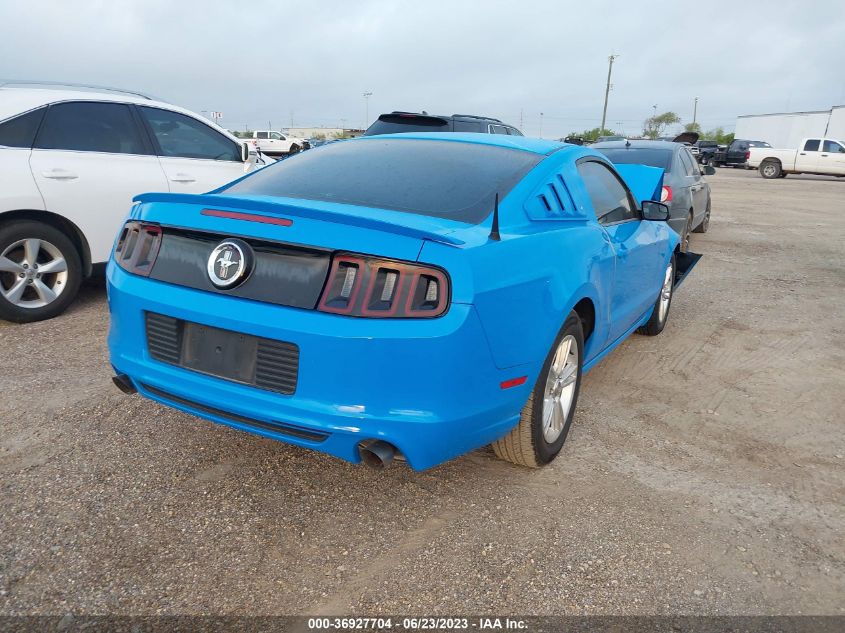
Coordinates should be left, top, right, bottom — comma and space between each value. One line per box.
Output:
595, 148, 674, 173
222, 138, 542, 224
270, 132, 283, 140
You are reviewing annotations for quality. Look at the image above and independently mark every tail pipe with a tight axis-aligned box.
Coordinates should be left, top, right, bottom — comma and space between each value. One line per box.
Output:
112, 373, 137, 394
358, 440, 396, 469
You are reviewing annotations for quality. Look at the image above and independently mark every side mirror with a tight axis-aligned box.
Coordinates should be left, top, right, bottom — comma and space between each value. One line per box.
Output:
240, 141, 249, 163
701, 165, 716, 176
642, 200, 670, 221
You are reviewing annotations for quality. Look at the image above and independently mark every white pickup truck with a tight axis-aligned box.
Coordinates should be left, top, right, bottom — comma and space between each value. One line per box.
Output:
748, 137, 845, 178
241, 130, 308, 156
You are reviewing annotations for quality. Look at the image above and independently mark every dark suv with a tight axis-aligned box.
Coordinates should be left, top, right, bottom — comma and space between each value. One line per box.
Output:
364, 112, 523, 136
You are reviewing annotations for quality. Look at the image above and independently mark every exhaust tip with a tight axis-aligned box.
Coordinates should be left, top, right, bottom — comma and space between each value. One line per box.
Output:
112, 374, 137, 394
358, 440, 396, 469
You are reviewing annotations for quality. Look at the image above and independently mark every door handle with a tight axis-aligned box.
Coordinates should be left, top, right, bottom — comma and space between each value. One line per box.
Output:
799, 152, 806, 155
821, 154, 828, 157
170, 173, 196, 183
41, 169, 78, 180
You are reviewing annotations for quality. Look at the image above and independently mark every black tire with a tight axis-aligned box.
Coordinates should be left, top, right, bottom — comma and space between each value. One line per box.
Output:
638, 255, 676, 336
760, 160, 781, 179
692, 200, 711, 233
492, 311, 584, 468
288, 144, 301, 154
0, 221, 82, 323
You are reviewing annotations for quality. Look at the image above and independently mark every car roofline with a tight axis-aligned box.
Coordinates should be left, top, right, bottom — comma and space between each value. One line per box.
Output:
0, 79, 160, 101
353, 131, 570, 155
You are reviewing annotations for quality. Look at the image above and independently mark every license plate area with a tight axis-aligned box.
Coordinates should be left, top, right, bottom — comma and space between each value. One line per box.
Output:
182, 323, 258, 384
145, 313, 299, 395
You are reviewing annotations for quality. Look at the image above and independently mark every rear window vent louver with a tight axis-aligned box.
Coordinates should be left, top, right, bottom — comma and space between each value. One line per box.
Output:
524, 172, 583, 221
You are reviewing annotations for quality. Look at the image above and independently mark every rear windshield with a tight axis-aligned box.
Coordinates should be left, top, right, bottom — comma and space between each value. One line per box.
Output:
748, 141, 771, 148
365, 115, 450, 136
222, 138, 542, 224
596, 148, 674, 173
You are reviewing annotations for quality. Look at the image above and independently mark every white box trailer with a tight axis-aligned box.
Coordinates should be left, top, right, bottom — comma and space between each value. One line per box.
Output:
735, 105, 845, 149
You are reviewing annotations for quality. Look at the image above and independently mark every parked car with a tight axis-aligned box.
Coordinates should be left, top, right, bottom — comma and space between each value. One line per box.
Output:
694, 140, 721, 164
593, 139, 715, 251
712, 139, 771, 168
241, 130, 309, 156
594, 135, 625, 143
0, 82, 269, 323
747, 137, 845, 178
364, 112, 523, 136
107, 133, 690, 471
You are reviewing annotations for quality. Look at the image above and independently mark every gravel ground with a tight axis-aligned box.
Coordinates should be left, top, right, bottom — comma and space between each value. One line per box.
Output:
0, 169, 843, 616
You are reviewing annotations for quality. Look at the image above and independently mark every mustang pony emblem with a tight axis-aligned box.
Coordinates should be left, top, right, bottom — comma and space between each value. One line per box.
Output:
206, 239, 252, 288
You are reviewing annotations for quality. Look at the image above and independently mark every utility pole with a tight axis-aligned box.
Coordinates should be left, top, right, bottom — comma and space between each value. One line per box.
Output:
519, 109, 524, 130
363, 91, 373, 129
693, 96, 699, 125
539, 112, 544, 138
600, 54, 618, 132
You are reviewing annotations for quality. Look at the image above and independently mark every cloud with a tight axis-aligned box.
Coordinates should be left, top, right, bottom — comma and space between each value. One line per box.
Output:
1, 0, 842, 138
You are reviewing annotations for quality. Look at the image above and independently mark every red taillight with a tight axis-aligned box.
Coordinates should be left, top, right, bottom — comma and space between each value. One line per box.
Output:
745, 151, 751, 160
660, 186, 673, 203
113, 221, 162, 277
318, 253, 450, 318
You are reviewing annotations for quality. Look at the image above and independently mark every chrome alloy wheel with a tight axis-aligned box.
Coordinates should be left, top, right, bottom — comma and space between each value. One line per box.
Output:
761, 162, 778, 178
0, 238, 68, 308
658, 261, 674, 323
542, 334, 579, 443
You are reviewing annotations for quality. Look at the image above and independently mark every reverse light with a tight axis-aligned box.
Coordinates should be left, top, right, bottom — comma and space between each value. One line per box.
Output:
113, 221, 162, 277
318, 254, 450, 318
660, 186, 673, 203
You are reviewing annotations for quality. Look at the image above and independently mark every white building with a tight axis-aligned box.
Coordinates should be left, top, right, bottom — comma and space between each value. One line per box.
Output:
734, 105, 845, 149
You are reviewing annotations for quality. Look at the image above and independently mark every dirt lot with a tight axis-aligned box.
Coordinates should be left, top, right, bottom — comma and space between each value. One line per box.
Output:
1, 169, 843, 616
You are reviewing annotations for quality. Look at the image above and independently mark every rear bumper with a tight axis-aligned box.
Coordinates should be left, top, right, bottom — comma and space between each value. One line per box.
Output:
107, 264, 532, 470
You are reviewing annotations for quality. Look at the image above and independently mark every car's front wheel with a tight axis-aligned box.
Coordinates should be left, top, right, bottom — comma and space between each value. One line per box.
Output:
0, 221, 82, 323
638, 256, 675, 336
492, 311, 584, 468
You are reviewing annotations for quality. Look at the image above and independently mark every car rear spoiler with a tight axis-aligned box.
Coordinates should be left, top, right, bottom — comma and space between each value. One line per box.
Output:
131, 192, 466, 246
674, 251, 701, 289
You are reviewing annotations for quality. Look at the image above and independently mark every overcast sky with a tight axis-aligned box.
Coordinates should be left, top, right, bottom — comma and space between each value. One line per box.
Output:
2, 0, 843, 138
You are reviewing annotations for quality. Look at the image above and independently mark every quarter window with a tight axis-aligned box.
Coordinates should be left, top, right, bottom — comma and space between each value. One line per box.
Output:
804, 139, 821, 151
139, 107, 240, 161
0, 107, 46, 148
489, 125, 509, 134
35, 102, 148, 155
576, 160, 638, 225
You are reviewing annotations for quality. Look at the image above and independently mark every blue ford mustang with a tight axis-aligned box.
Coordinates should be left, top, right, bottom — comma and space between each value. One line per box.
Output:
107, 133, 683, 471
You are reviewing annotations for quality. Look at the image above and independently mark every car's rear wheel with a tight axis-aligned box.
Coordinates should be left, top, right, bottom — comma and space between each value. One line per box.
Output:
0, 221, 82, 323
693, 200, 711, 233
760, 160, 781, 179
492, 311, 583, 468
679, 212, 693, 252
638, 256, 675, 336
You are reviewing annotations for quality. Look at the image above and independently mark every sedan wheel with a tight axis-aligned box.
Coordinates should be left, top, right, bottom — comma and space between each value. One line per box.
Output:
492, 311, 584, 467
638, 256, 675, 336
542, 335, 579, 443
0, 221, 82, 323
